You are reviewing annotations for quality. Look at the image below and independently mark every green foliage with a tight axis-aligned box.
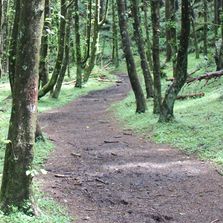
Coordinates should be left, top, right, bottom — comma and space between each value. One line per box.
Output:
113, 53, 223, 165
0, 196, 71, 223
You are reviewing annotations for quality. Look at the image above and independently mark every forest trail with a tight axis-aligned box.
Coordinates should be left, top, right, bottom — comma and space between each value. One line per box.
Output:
39, 74, 223, 223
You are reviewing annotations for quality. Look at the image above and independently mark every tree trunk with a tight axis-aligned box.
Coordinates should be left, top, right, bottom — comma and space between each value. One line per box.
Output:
83, 0, 100, 83
74, 0, 82, 88
38, 0, 67, 98
112, 0, 119, 67
191, 5, 199, 59
83, 0, 108, 83
131, 0, 154, 98
159, 0, 190, 122
39, 0, 50, 87
8, 0, 20, 93
117, 0, 146, 113
1, 0, 8, 74
151, 0, 162, 114
0, 0, 44, 212
203, 0, 208, 55
215, 1, 223, 70
165, 0, 172, 62
52, 9, 71, 98
143, 0, 153, 71
214, 0, 222, 38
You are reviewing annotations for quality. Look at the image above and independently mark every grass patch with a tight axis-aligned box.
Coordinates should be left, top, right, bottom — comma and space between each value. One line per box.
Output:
113, 53, 223, 165
0, 65, 115, 222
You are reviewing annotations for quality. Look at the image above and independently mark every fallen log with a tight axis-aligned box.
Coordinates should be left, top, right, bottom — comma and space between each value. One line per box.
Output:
187, 70, 223, 83
166, 70, 223, 84
176, 92, 205, 100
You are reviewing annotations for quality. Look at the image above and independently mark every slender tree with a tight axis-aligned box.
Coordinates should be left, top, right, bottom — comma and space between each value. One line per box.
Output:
8, 0, 20, 92
159, 0, 190, 122
117, 0, 146, 113
0, 0, 45, 212
112, 0, 119, 67
52, 9, 71, 98
190, 2, 199, 59
83, 0, 109, 83
38, 0, 67, 98
39, 0, 50, 87
151, 0, 162, 114
143, 0, 153, 71
74, 0, 82, 88
131, 0, 154, 98
203, 0, 208, 55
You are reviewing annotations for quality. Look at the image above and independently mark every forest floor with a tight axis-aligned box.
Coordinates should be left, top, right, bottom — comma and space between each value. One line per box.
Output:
39, 73, 223, 223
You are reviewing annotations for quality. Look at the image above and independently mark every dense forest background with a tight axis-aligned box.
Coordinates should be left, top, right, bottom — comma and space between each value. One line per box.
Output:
0, 0, 223, 222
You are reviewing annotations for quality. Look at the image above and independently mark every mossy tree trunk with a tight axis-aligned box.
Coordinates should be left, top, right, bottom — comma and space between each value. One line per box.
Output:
39, 0, 50, 87
83, 0, 108, 83
8, 0, 20, 93
131, 0, 154, 98
74, 0, 82, 88
1, 0, 8, 74
151, 0, 162, 114
0, 0, 44, 213
159, 0, 190, 122
38, 0, 67, 98
214, 0, 222, 39
165, 0, 177, 62
215, 1, 223, 70
117, 0, 146, 113
112, 0, 119, 67
143, 0, 153, 71
52, 9, 71, 98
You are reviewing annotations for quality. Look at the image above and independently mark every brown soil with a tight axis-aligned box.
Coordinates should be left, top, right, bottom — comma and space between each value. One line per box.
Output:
39, 74, 223, 223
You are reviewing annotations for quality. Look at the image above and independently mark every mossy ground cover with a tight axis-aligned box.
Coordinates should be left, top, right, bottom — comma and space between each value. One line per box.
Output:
0, 66, 115, 222
114, 54, 223, 165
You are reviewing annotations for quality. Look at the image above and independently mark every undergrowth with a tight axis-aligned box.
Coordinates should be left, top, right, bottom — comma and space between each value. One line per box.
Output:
0, 65, 115, 222
114, 53, 223, 165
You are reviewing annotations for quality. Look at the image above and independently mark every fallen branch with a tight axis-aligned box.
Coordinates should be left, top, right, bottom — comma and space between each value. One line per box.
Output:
166, 70, 223, 84
176, 92, 205, 100
166, 67, 201, 82
187, 70, 223, 83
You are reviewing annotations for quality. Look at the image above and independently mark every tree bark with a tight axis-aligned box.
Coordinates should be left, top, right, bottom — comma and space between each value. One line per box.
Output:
112, 0, 119, 67
39, 0, 50, 87
190, 4, 199, 59
0, 0, 44, 212
203, 0, 208, 55
143, 0, 153, 71
83, 0, 108, 83
151, 0, 162, 114
38, 0, 67, 98
74, 0, 82, 88
8, 0, 20, 93
117, 0, 146, 113
159, 0, 190, 122
131, 0, 154, 98
52, 9, 71, 98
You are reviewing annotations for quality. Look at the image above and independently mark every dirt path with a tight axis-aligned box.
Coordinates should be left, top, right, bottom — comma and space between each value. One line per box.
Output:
39, 74, 223, 223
